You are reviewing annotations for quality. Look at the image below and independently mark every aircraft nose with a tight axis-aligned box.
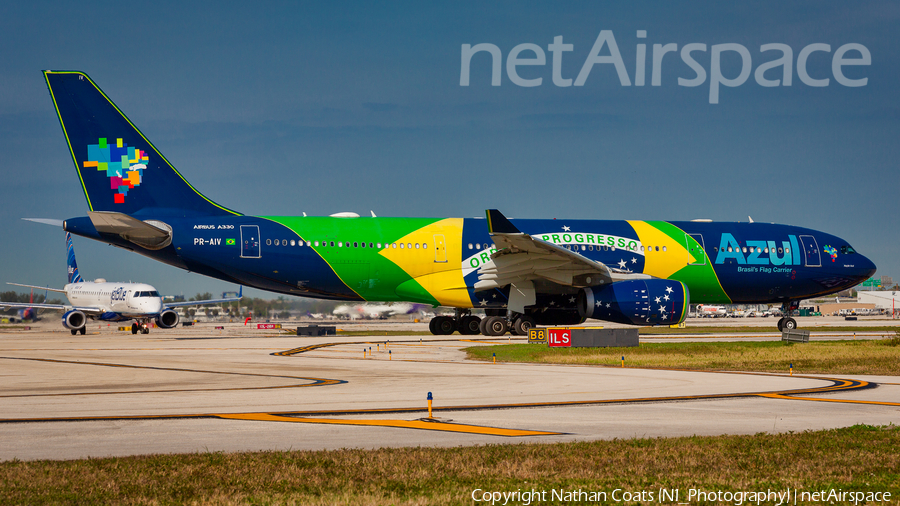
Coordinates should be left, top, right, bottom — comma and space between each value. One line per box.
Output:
852, 253, 877, 283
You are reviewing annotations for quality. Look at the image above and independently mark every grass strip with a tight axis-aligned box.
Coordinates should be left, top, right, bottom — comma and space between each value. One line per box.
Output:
1, 425, 897, 505
466, 338, 900, 375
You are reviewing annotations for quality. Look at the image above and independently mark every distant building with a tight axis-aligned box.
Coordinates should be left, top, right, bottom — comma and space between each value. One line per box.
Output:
858, 291, 900, 312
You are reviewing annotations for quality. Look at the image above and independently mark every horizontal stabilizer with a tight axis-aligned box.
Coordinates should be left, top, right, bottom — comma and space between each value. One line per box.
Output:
88, 211, 172, 250
23, 218, 64, 227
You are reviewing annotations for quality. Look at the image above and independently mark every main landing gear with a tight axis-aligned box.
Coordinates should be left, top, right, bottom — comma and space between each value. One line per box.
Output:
776, 301, 798, 331
70, 327, 86, 335
428, 310, 535, 336
429, 309, 481, 336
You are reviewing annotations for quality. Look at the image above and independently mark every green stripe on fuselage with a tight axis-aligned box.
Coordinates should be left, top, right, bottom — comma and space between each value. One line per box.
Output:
646, 221, 732, 304
263, 216, 441, 305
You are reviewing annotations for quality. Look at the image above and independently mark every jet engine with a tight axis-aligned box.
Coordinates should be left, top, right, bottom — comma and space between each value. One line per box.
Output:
155, 309, 180, 329
62, 310, 86, 330
578, 279, 690, 326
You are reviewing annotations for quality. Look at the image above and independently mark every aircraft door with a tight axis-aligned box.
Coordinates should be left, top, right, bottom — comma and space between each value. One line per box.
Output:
799, 235, 821, 267
686, 234, 706, 265
433, 234, 447, 263
241, 225, 261, 258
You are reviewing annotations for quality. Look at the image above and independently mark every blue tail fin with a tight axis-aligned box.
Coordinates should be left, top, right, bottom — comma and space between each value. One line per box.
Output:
66, 232, 84, 284
44, 70, 240, 218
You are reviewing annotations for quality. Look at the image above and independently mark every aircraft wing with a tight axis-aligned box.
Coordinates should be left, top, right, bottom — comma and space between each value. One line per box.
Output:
164, 287, 242, 308
7, 282, 68, 294
0, 301, 100, 313
476, 210, 648, 313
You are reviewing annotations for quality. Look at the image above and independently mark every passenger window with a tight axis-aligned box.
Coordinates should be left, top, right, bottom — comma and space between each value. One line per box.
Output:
266, 239, 272, 246
407, 243, 412, 249
377, 243, 382, 248
662, 246, 667, 252
330, 241, 334, 247
422, 243, 427, 249
476, 244, 481, 250
468, 243, 473, 249
483, 244, 489, 250
392, 243, 397, 249
400, 243, 404, 249
354, 242, 358, 248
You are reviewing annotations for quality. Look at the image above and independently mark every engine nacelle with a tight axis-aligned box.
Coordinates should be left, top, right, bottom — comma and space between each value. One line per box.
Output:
62, 310, 86, 330
155, 309, 179, 329
578, 279, 690, 326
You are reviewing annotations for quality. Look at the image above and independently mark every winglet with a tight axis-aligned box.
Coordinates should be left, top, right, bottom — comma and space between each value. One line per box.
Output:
485, 209, 521, 235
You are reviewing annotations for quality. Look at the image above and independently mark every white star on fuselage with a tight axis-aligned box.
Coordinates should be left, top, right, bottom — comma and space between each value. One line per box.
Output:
618, 259, 627, 269
654, 297, 661, 303
479, 300, 487, 306
665, 286, 673, 293
569, 296, 576, 303
663, 294, 670, 301
631, 257, 637, 264
562, 226, 571, 231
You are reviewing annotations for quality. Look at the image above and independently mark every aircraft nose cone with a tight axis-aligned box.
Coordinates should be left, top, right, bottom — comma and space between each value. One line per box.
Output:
859, 254, 877, 280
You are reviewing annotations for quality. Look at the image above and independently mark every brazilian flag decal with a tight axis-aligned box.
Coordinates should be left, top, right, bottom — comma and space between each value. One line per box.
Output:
225, 238, 236, 245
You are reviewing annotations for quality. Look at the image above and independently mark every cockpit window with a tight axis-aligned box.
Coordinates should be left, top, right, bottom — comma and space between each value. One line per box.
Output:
840, 246, 856, 255
149, 290, 160, 297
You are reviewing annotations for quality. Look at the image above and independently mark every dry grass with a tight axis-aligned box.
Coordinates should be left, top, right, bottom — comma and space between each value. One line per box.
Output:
467, 339, 900, 375
0, 425, 897, 504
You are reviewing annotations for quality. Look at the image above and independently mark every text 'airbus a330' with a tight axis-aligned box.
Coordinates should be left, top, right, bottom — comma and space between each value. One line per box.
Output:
41, 71, 876, 336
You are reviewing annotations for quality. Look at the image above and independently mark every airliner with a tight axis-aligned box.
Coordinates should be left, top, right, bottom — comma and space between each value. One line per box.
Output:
40, 70, 876, 336
0, 232, 241, 335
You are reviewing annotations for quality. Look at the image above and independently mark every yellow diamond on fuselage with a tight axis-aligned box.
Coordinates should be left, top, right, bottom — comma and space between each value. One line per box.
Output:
379, 218, 471, 307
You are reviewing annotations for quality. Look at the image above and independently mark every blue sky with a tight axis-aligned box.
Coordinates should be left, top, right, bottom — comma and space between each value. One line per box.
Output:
1, 1, 897, 298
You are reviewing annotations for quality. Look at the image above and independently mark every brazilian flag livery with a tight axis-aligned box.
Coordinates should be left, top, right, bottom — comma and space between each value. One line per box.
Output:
45, 71, 876, 328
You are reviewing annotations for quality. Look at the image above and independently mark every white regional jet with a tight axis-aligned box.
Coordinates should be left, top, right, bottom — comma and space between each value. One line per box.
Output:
0, 233, 241, 335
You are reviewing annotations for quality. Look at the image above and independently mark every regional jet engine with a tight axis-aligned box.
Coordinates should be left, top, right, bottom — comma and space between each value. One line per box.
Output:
155, 309, 180, 329
62, 310, 86, 330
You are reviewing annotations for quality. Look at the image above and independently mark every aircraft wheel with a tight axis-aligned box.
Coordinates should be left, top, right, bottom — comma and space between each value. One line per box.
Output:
79, 327, 86, 335
428, 318, 438, 335
436, 316, 456, 335
458, 315, 481, 335
483, 316, 508, 336
142, 327, 150, 334
132, 323, 139, 335
783, 318, 797, 330
776, 318, 784, 332
478, 317, 490, 336
513, 316, 536, 336
71, 329, 77, 335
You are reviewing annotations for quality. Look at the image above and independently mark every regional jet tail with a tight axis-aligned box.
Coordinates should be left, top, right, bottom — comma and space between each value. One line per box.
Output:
44, 70, 877, 336
0, 232, 241, 335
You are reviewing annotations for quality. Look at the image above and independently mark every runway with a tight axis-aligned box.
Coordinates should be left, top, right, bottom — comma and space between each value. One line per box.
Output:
1, 321, 898, 461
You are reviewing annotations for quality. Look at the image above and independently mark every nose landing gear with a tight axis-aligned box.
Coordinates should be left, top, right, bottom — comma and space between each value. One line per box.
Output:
776, 301, 799, 331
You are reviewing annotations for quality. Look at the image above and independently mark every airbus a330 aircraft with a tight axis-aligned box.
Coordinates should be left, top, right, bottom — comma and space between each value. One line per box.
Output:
1, 232, 241, 335
41, 70, 876, 336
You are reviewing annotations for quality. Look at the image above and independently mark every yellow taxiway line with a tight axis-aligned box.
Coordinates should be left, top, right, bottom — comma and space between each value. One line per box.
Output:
217, 413, 560, 436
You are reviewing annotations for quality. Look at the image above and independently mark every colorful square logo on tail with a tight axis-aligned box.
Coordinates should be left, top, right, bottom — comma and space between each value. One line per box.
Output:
83, 137, 149, 204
